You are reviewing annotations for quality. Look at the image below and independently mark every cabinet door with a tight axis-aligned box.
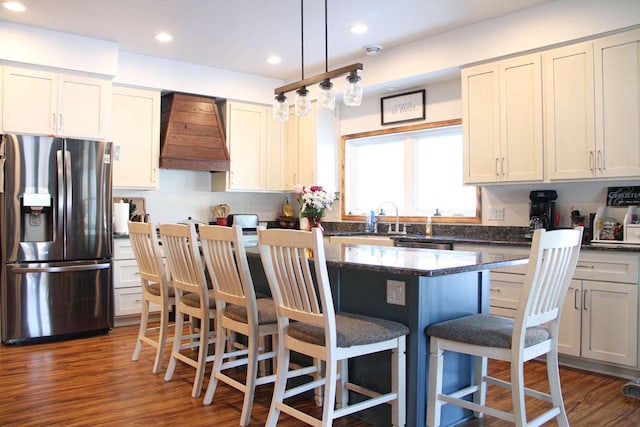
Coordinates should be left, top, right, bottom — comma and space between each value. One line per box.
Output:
112, 86, 160, 189
594, 29, 640, 178
58, 74, 111, 140
543, 42, 596, 180
2, 67, 57, 135
265, 118, 285, 191
558, 280, 582, 357
284, 110, 301, 189
582, 280, 638, 367
283, 101, 338, 190
462, 63, 501, 184
297, 109, 318, 185
227, 102, 267, 190
499, 54, 543, 182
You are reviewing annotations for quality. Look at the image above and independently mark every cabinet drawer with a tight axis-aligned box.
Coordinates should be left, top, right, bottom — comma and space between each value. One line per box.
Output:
114, 238, 135, 260
490, 271, 523, 311
575, 251, 638, 283
490, 306, 516, 318
114, 287, 161, 317
113, 259, 140, 289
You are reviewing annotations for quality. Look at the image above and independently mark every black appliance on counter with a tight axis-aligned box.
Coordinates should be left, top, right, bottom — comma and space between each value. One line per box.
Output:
0, 134, 113, 344
529, 190, 558, 232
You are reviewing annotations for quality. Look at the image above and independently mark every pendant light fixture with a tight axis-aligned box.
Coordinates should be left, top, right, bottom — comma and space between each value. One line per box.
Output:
344, 70, 363, 106
272, 92, 289, 121
273, 0, 363, 121
317, 0, 335, 110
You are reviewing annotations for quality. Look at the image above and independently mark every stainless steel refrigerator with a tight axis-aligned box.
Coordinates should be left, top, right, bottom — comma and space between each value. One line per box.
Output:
0, 134, 113, 344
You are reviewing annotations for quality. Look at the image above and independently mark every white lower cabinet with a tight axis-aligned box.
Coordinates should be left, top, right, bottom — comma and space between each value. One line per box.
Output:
558, 253, 639, 367
456, 243, 639, 369
113, 238, 161, 317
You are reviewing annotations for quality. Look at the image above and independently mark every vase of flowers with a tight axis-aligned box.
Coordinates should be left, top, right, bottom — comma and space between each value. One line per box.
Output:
293, 184, 337, 233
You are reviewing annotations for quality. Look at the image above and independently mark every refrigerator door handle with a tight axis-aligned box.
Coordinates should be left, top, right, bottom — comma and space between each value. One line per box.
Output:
56, 149, 65, 242
9, 262, 111, 273
64, 149, 72, 223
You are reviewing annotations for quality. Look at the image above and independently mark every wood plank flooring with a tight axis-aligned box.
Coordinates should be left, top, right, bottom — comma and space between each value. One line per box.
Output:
0, 324, 639, 426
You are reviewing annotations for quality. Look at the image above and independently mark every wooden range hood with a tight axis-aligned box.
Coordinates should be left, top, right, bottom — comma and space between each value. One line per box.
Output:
160, 92, 230, 171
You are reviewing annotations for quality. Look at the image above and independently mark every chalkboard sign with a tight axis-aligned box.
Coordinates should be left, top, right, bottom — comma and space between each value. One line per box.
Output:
606, 186, 640, 206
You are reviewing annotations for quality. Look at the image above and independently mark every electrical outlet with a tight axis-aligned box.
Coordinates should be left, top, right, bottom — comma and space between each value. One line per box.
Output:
489, 207, 505, 221
387, 280, 405, 305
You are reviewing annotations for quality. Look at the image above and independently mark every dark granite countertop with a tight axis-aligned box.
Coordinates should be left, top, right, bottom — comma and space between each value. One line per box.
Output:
320, 223, 640, 253
246, 242, 528, 277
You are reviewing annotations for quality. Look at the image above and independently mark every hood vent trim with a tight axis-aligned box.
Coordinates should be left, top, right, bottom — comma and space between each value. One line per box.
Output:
160, 92, 230, 172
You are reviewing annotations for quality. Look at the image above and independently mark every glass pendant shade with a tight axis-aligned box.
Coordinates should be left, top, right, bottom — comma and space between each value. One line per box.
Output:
344, 72, 363, 107
295, 87, 311, 117
272, 93, 289, 121
318, 79, 335, 110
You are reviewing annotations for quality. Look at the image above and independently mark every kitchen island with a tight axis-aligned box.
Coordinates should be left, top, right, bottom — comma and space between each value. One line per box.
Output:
246, 242, 528, 426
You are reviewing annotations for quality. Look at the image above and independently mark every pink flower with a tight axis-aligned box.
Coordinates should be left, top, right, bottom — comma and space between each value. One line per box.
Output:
293, 183, 305, 194
309, 185, 323, 192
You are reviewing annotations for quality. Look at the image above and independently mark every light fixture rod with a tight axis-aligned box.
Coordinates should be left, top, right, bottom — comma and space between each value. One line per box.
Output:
324, 0, 328, 73
274, 63, 363, 95
300, 0, 305, 80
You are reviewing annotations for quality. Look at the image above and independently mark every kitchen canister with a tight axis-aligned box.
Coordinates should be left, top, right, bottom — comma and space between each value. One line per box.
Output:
113, 201, 130, 235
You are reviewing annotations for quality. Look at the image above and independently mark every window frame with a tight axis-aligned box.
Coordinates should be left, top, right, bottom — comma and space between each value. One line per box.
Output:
340, 118, 481, 224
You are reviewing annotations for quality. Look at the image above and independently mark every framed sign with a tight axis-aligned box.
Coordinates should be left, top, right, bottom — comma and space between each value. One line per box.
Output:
606, 186, 640, 206
380, 89, 425, 125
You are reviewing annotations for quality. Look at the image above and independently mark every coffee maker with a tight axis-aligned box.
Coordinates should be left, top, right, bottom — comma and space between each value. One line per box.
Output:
529, 190, 558, 232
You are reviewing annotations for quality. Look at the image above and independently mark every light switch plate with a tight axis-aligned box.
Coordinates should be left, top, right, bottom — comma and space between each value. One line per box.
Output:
387, 280, 405, 305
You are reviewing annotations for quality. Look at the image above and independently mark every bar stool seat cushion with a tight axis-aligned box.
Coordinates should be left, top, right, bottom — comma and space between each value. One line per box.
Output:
224, 298, 277, 325
147, 283, 175, 297
182, 290, 216, 309
426, 313, 550, 349
288, 312, 409, 348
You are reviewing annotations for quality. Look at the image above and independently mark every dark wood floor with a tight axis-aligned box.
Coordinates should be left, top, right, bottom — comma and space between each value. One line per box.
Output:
0, 324, 639, 426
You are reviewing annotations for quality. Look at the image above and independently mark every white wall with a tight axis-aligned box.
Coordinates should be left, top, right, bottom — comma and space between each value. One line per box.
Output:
113, 170, 286, 224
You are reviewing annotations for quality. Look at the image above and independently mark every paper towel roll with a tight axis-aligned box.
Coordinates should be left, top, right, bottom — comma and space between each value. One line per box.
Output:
114, 202, 130, 235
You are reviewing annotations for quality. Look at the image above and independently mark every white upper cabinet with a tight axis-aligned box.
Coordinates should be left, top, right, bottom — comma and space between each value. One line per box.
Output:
212, 101, 284, 192
284, 101, 339, 192
462, 54, 543, 184
2, 66, 111, 140
543, 42, 596, 180
111, 86, 160, 190
594, 29, 640, 178
545, 28, 640, 180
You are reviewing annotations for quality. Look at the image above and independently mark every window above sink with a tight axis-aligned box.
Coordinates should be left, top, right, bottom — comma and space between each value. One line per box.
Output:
341, 119, 481, 224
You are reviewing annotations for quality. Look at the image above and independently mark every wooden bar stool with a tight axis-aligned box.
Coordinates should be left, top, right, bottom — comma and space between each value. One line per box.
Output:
426, 227, 583, 426
159, 222, 216, 398
259, 227, 409, 427
199, 224, 278, 426
128, 220, 175, 374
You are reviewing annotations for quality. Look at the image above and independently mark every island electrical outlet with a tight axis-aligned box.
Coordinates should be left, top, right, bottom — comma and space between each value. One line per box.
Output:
387, 280, 405, 306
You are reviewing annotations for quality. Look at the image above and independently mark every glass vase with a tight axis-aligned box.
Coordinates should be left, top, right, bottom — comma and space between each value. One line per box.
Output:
306, 216, 324, 234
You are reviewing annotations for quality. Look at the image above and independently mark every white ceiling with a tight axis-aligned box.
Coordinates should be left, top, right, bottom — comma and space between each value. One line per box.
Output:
0, 0, 553, 82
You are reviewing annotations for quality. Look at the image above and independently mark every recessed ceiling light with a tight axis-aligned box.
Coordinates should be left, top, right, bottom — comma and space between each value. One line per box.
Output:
3, 1, 26, 12
349, 24, 368, 35
154, 32, 173, 43
267, 55, 282, 65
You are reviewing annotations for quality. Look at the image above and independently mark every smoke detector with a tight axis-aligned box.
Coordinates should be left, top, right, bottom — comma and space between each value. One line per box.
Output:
364, 44, 383, 55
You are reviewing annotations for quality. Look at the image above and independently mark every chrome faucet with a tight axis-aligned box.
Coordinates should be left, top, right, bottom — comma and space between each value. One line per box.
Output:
376, 201, 403, 234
